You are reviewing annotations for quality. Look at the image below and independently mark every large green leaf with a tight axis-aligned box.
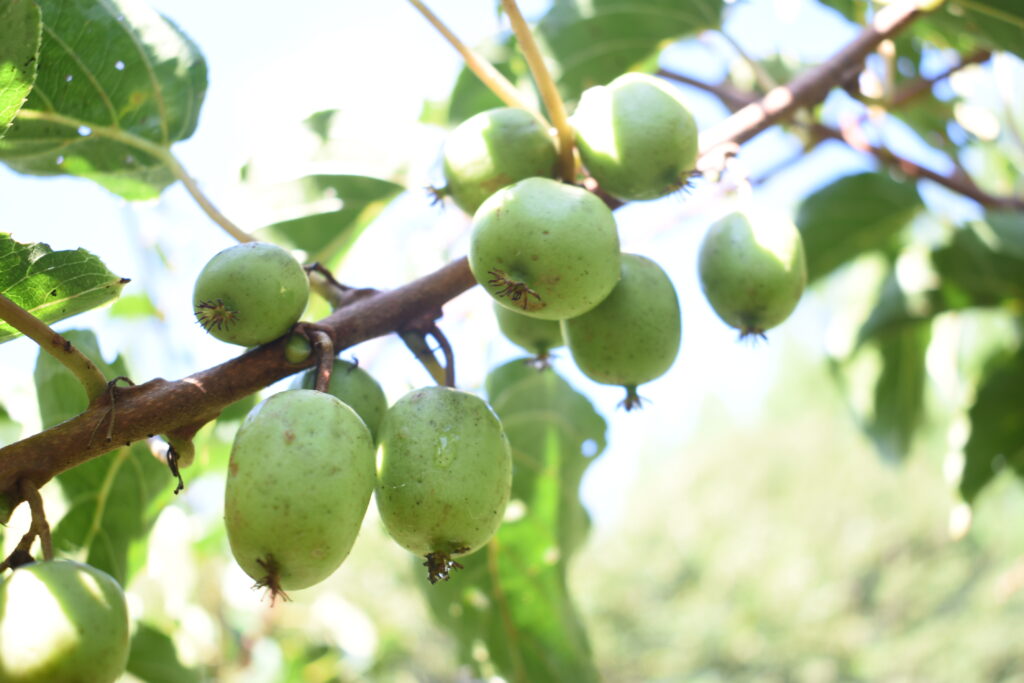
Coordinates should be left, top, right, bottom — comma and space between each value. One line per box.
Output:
959, 348, 1024, 502
127, 622, 201, 683
33, 329, 171, 584
537, 0, 724, 100
931, 224, 1024, 307
0, 0, 208, 199
423, 361, 605, 682
258, 174, 404, 263
796, 172, 922, 282
985, 209, 1024, 259
0, 401, 21, 448
0, 0, 41, 140
921, 0, 1024, 59
0, 233, 128, 344
866, 320, 932, 462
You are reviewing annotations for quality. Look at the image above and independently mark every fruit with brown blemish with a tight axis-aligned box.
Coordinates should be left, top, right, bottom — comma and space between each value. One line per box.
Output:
375, 386, 512, 583
193, 242, 309, 346
562, 253, 681, 409
469, 177, 621, 320
698, 210, 807, 339
224, 389, 375, 597
441, 107, 558, 215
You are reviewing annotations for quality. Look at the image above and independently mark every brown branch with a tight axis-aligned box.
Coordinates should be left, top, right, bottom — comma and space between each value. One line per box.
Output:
0, 0, 939, 514
697, 0, 926, 169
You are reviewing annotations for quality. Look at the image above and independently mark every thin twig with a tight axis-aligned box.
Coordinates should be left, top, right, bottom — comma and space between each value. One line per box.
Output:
14, 109, 256, 244
499, 0, 576, 182
407, 0, 544, 122
0, 292, 110, 402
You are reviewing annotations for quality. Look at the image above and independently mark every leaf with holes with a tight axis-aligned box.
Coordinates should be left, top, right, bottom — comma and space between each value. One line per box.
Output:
34, 330, 170, 585
537, 0, 724, 100
0, 0, 208, 199
0, 0, 41, 140
0, 233, 128, 344
422, 361, 605, 682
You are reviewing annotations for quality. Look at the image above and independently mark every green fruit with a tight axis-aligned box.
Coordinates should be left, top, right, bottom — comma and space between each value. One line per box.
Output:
442, 107, 558, 215
193, 242, 309, 347
493, 302, 564, 358
291, 359, 388, 441
225, 389, 375, 595
376, 386, 512, 583
572, 72, 698, 201
562, 253, 681, 409
698, 210, 807, 338
0, 560, 129, 683
469, 177, 621, 320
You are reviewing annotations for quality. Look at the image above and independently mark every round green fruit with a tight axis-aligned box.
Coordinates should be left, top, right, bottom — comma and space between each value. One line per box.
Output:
0, 560, 129, 683
469, 177, 621, 320
193, 242, 309, 347
572, 72, 698, 201
562, 253, 681, 409
442, 107, 557, 215
698, 210, 807, 339
225, 389, 375, 595
493, 302, 564, 358
376, 386, 512, 583
291, 359, 388, 441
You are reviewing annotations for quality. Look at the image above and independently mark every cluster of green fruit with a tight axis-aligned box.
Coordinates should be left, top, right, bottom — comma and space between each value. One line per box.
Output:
443, 73, 806, 406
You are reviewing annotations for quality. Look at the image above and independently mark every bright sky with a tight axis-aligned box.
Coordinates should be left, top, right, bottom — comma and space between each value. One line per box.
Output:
0, 0, 993, 526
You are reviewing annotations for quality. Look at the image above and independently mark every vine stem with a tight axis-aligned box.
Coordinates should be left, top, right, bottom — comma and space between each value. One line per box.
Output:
14, 109, 256, 244
0, 292, 109, 402
406, 0, 544, 123
499, 0, 576, 182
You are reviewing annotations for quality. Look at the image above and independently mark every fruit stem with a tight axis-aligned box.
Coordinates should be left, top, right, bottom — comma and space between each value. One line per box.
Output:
19, 480, 53, 562
407, 0, 546, 123
308, 329, 336, 393
499, 0, 576, 183
14, 109, 257, 244
0, 292, 109, 403
427, 324, 456, 387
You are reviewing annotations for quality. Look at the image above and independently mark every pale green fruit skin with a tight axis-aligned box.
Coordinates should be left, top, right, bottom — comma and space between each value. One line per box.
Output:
698, 211, 807, 335
376, 387, 512, 558
193, 242, 309, 346
292, 360, 388, 441
469, 177, 621, 320
562, 253, 681, 387
0, 560, 129, 683
225, 389, 375, 590
443, 107, 558, 215
572, 72, 698, 201
493, 302, 564, 356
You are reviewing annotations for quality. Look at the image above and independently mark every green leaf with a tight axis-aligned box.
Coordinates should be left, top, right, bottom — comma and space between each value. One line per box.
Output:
537, 0, 724, 100
127, 622, 201, 683
0, 0, 208, 199
440, 37, 527, 126
985, 209, 1024, 259
33, 330, 171, 584
959, 348, 1024, 502
796, 172, 922, 282
923, 0, 1024, 59
0, 401, 21, 447
0, 0, 41, 140
423, 362, 605, 682
866, 319, 932, 462
258, 174, 404, 263
931, 224, 1024, 307
0, 233, 128, 344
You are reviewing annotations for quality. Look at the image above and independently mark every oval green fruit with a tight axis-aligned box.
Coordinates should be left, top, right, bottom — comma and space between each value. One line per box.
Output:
376, 386, 512, 583
493, 301, 564, 359
193, 242, 309, 347
0, 560, 129, 683
469, 177, 621, 320
442, 107, 557, 215
562, 253, 681, 409
698, 210, 807, 339
291, 359, 388, 441
225, 389, 375, 595
572, 72, 698, 201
